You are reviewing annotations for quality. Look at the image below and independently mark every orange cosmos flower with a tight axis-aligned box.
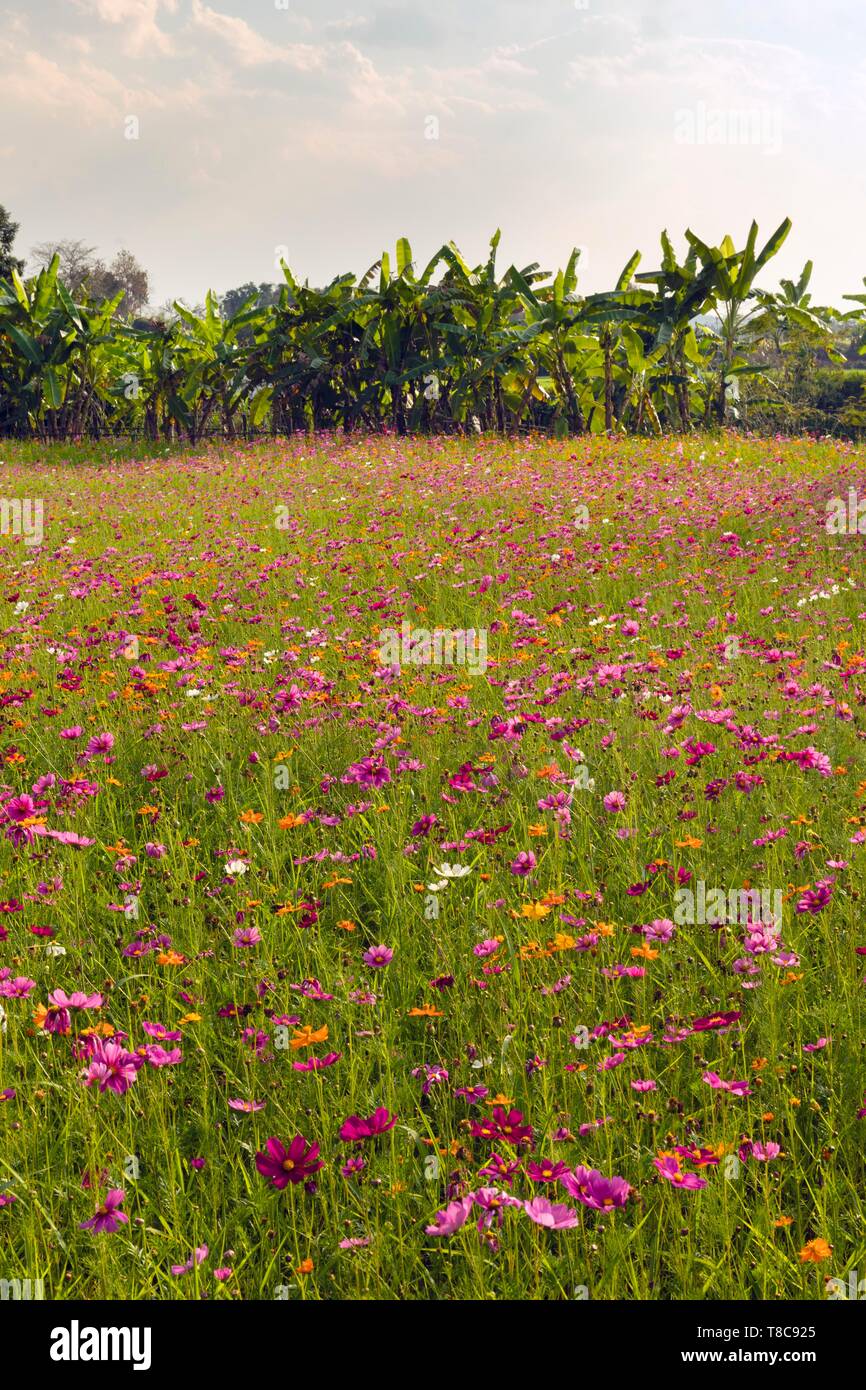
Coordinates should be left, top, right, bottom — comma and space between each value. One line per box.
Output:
799, 1238, 832, 1263
290, 1024, 329, 1051
521, 901, 551, 921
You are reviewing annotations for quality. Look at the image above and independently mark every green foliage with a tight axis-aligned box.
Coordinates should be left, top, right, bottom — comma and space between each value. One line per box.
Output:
0, 221, 859, 440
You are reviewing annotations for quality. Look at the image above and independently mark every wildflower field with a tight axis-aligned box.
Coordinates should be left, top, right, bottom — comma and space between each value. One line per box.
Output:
1, 431, 865, 1303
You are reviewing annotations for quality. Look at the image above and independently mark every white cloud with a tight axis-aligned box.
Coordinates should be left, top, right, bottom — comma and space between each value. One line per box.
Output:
189, 0, 323, 70
74, 0, 178, 57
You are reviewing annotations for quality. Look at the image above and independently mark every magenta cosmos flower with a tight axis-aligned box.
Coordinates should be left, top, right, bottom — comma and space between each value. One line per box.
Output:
255, 1135, 324, 1188
171, 1245, 209, 1276
702, 1070, 751, 1097
82, 1039, 143, 1094
560, 1165, 631, 1211
653, 1155, 707, 1190
739, 1140, 782, 1162
362, 944, 393, 968
79, 1189, 128, 1233
339, 1107, 397, 1142
509, 850, 536, 876
82, 732, 115, 761
603, 791, 627, 813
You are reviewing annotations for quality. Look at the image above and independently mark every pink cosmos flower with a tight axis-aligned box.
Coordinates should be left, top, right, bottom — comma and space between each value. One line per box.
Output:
81, 732, 115, 762
560, 1166, 631, 1211
171, 1245, 208, 1276
524, 1196, 580, 1229
232, 926, 262, 947
142, 1020, 182, 1042
2, 794, 37, 824
643, 918, 675, 943
79, 1189, 128, 1233
472, 1186, 523, 1230
509, 850, 536, 876
362, 944, 393, 968
48, 989, 103, 1010
255, 1135, 324, 1188
139, 1044, 182, 1067
740, 1141, 781, 1162
81, 1039, 143, 1094
293, 1052, 342, 1071
0, 975, 36, 998
653, 1156, 707, 1190
339, 1107, 397, 1142
426, 1196, 473, 1236
702, 1070, 752, 1097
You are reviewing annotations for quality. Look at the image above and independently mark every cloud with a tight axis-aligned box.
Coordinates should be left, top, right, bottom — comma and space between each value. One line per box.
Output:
0, 43, 126, 120
73, 0, 178, 57
189, 0, 323, 70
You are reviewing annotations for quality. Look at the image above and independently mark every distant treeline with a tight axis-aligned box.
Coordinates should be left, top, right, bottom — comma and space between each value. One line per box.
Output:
3, 219, 866, 441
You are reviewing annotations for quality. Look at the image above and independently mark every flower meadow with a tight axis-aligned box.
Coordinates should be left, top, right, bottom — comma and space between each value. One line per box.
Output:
1, 431, 865, 1303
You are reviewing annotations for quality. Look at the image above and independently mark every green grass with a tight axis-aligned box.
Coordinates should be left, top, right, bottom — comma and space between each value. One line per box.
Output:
0, 430, 864, 1301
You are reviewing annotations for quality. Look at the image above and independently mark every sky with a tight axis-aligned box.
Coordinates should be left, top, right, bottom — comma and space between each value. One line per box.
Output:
1, 0, 864, 308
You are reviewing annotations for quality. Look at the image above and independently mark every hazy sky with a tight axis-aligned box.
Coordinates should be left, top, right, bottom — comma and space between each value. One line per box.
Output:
1, 0, 864, 307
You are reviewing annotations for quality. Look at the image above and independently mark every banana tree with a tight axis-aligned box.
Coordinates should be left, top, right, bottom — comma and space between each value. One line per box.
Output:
684, 218, 791, 423
634, 233, 725, 429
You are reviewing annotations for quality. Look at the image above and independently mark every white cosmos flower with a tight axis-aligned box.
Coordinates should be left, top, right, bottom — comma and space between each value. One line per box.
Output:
225, 860, 248, 876
432, 862, 472, 880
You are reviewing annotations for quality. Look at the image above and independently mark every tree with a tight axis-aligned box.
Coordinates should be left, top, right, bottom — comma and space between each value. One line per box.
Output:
29, 241, 148, 315
30, 238, 99, 293
88, 249, 149, 317
0, 204, 24, 279
221, 282, 280, 318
